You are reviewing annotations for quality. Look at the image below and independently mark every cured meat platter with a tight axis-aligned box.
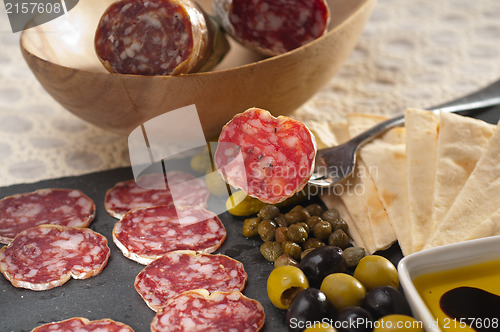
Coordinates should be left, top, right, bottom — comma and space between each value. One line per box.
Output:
1, 108, 499, 332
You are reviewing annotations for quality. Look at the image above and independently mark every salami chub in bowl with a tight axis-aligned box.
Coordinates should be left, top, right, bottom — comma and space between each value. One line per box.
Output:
20, 0, 376, 137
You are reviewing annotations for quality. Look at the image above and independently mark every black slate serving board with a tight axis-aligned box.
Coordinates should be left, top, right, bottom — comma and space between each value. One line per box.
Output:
0, 108, 498, 332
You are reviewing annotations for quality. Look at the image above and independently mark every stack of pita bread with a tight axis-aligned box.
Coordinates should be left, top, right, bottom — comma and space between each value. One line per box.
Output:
306, 109, 499, 256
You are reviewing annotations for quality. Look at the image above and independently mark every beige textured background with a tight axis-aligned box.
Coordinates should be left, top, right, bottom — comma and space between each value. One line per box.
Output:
1, 0, 500, 186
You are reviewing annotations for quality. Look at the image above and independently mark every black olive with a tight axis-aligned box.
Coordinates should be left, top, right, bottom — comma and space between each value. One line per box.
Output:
335, 306, 373, 332
286, 288, 334, 332
298, 245, 347, 288
361, 286, 412, 320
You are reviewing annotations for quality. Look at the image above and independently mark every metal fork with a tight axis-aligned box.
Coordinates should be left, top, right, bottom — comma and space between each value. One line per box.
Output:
309, 79, 500, 187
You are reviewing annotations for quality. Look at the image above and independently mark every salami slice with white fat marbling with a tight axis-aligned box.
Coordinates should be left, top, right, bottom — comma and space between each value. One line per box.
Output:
31, 317, 134, 332
150, 289, 265, 332
95, 0, 228, 75
104, 171, 210, 219
135, 250, 247, 311
215, 107, 317, 204
113, 205, 226, 264
0, 225, 110, 291
213, 0, 330, 56
0, 189, 96, 245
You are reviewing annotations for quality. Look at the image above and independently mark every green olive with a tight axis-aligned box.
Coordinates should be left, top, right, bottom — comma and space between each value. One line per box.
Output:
274, 253, 298, 268
313, 220, 333, 241
373, 315, 424, 331
286, 224, 308, 244
328, 229, 349, 249
320, 273, 366, 311
282, 241, 302, 261
302, 237, 326, 251
258, 219, 277, 242
242, 217, 261, 238
258, 205, 280, 220
305, 203, 324, 217
204, 168, 229, 196
275, 226, 289, 243
285, 206, 311, 224
267, 265, 309, 309
321, 209, 340, 222
260, 241, 283, 262
353, 255, 399, 290
343, 246, 366, 268
190, 148, 211, 173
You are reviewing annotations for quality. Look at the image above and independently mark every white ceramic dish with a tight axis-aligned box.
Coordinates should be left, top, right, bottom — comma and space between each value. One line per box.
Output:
398, 235, 500, 331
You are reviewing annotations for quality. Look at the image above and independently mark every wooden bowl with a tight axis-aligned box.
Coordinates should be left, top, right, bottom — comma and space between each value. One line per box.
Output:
20, 0, 376, 137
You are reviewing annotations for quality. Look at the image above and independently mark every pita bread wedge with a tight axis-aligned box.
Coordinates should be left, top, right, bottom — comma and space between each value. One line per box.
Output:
431, 112, 495, 232
346, 114, 397, 253
358, 126, 411, 256
424, 120, 500, 249
464, 209, 500, 241
405, 109, 440, 253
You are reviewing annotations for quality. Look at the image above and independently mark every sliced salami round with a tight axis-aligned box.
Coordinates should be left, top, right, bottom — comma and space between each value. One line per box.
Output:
95, 0, 228, 76
0, 189, 96, 245
31, 317, 134, 332
113, 205, 226, 264
0, 225, 110, 291
215, 107, 317, 204
151, 289, 265, 332
104, 171, 210, 219
135, 250, 247, 311
213, 0, 330, 56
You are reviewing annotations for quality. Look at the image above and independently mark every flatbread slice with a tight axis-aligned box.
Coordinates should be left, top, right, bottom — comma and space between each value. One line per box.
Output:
405, 109, 440, 253
431, 112, 495, 232
424, 119, 500, 249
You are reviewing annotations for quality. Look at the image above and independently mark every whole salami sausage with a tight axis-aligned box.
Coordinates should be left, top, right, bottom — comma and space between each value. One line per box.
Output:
150, 289, 266, 332
135, 250, 247, 311
0, 189, 96, 245
113, 205, 226, 264
213, 0, 330, 56
95, 0, 229, 75
215, 107, 317, 204
104, 171, 210, 219
0, 225, 110, 291
31, 317, 134, 332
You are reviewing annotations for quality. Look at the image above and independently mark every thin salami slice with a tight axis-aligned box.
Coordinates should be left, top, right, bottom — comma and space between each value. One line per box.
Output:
104, 171, 210, 219
215, 107, 317, 204
95, 0, 228, 76
0, 225, 110, 291
113, 205, 226, 264
151, 289, 265, 332
213, 0, 330, 56
135, 250, 247, 311
31, 317, 134, 332
0, 189, 96, 245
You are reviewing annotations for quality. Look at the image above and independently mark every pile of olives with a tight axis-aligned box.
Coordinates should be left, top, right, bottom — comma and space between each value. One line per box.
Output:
242, 203, 366, 267
267, 248, 420, 332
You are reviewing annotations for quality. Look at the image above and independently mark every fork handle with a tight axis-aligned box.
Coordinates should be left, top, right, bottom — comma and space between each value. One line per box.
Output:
349, 78, 500, 148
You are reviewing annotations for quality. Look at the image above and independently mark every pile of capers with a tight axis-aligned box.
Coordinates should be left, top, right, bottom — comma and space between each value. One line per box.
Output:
242, 203, 366, 267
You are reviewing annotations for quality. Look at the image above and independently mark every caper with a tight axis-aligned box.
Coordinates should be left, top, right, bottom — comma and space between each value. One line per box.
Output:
274, 253, 299, 268
258, 205, 280, 220
285, 206, 311, 224
242, 217, 261, 238
328, 229, 349, 249
260, 241, 283, 263
286, 224, 308, 243
302, 237, 325, 251
329, 218, 349, 234
321, 208, 340, 222
258, 219, 277, 242
297, 222, 310, 234
282, 241, 302, 261
313, 220, 333, 241
274, 214, 289, 227
305, 203, 324, 217
343, 246, 366, 268
275, 226, 289, 243
306, 216, 322, 232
